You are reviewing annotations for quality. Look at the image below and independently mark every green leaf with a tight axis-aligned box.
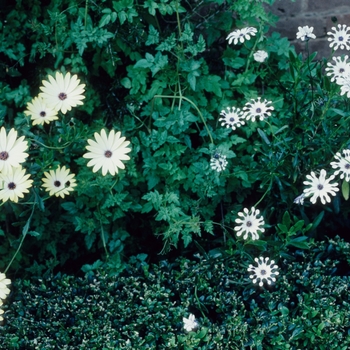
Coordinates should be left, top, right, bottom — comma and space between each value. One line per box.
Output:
311, 211, 324, 230
146, 25, 159, 45
143, 0, 158, 15
287, 236, 310, 249
282, 211, 291, 230
257, 128, 271, 145
342, 180, 349, 200
198, 75, 222, 97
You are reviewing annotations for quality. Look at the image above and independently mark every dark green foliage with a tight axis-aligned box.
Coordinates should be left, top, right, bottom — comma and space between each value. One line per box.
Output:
1, 237, 350, 349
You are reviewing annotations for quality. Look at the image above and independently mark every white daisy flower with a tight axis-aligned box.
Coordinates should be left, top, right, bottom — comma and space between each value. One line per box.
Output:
336, 72, 350, 97
0, 273, 11, 301
42, 165, 77, 198
296, 26, 316, 41
248, 257, 279, 287
0, 127, 29, 175
219, 107, 245, 130
0, 166, 33, 203
303, 169, 339, 204
253, 50, 268, 63
234, 207, 265, 240
226, 27, 257, 45
83, 129, 131, 176
331, 149, 350, 182
243, 97, 274, 122
183, 314, 198, 332
210, 153, 228, 172
325, 56, 350, 82
0, 304, 4, 322
39, 72, 86, 114
24, 96, 59, 125
327, 24, 350, 51
293, 193, 306, 205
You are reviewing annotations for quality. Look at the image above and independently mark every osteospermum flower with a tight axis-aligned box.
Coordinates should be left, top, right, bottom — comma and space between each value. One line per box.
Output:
39, 72, 85, 114
42, 165, 77, 198
336, 73, 350, 97
0, 273, 11, 301
0, 303, 4, 322
243, 97, 274, 122
24, 96, 59, 125
183, 314, 198, 332
331, 149, 350, 182
226, 27, 257, 45
219, 107, 245, 130
210, 153, 228, 172
327, 24, 350, 51
83, 129, 131, 176
253, 50, 268, 63
303, 169, 339, 204
248, 257, 279, 287
0, 127, 29, 175
325, 56, 350, 82
293, 193, 306, 205
296, 26, 316, 41
234, 207, 265, 240
0, 166, 33, 203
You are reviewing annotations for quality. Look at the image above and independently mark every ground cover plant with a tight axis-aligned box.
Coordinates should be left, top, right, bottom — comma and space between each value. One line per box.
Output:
1, 0, 350, 347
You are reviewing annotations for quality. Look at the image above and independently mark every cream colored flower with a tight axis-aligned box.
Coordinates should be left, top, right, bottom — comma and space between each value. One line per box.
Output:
0, 127, 29, 175
0, 166, 33, 203
24, 96, 59, 125
183, 314, 198, 332
42, 165, 77, 198
39, 72, 85, 114
0, 273, 11, 300
248, 257, 279, 287
83, 129, 131, 176
234, 207, 265, 240
0, 306, 4, 322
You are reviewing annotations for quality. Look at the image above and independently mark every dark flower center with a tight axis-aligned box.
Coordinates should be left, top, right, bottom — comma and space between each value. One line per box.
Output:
40, 111, 46, 117
54, 180, 61, 187
246, 221, 252, 227
345, 163, 350, 169
0, 151, 9, 161
105, 150, 112, 158
256, 108, 262, 113
65, 181, 70, 187
340, 68, 345, 73
58, 92, 67, 101
317, 184, 324, 190
229, 117, 235, 122
8, 182, 16, 190
338, 36, 344, 42
260, 269, 267, 276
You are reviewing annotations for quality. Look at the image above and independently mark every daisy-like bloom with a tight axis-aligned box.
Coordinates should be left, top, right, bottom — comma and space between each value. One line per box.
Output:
325, 56, 350, 82
24, 96, 59, 126
0, 273, 11, 301
327, 24, 350, 51
331, 149, 350, 182
42, 165, 77, 198
0, 303, 4, 322
243, 97, 274, 122
0, 166, 33, 203
253, 50, 268, 63
210, 153, 228, 172
296, 26, 316, 41
183, 314, 198, 332
219, 107, 245, 130
83, 129, 131, 176
0, 127, 29, 175
226, 27, 257, 45
303, 169, 339, 205
336, 73, 350, 97
293, 193, 305, 205
234, 207, 265, 240
39, 72, 86, 114
248, 257, 279, 287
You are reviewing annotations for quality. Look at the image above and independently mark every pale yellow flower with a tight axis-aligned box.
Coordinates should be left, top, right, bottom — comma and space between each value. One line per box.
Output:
83, 129, 131, 176
0, 166, 33, 203
0, 127, 29, 175
42, 165, 77, 198
39, 72, 85, 114
24, 96, 59, 125
0, 273, 11, 300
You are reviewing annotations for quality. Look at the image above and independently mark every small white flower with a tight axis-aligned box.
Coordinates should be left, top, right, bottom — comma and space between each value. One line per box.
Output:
336, 72, 350, 97
219, 107, 245, 130
210, 153, 228, 172
183, 314, 198, 332
226, 27, 257, 45
325, 56, 350, 82
253, 50, 268, 63
327, 24, 350, 51
243, 97, 274, 122
303, 169, 339, 204
0, 273, 11, 301
248, 257, 279, 287
293, 193, 305, 205
296, 26, 316, 41
331, 149, 350, 182
234, 207, 265, 240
